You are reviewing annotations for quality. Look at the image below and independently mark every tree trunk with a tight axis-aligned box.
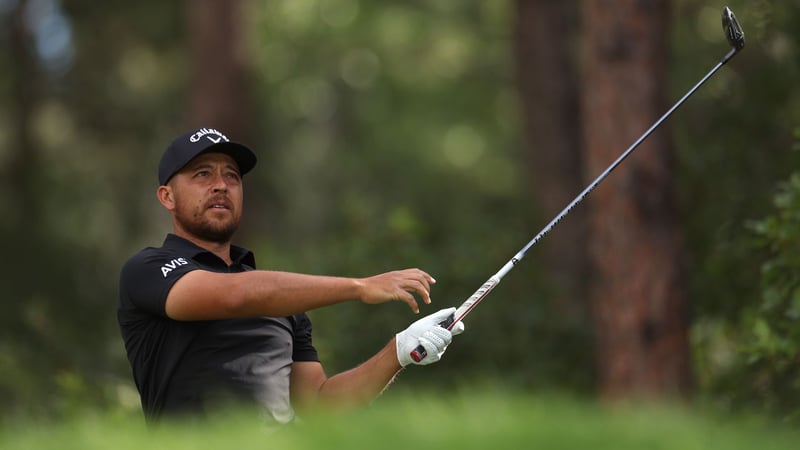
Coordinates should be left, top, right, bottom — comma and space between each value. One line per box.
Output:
581, 0, 692, 399
184, 0, 264, 240
514, 0, 587, 314
185, 0, 252, 141
6, 0, 39, 232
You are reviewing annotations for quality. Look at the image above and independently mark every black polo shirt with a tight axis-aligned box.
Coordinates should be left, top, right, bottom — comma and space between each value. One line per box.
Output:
117, 234, 318, 423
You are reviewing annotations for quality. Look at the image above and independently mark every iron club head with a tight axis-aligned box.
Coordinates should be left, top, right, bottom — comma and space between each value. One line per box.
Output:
722, 6, 745, 51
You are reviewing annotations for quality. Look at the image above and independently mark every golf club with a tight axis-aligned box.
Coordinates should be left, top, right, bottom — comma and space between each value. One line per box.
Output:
411, 6, 745, 362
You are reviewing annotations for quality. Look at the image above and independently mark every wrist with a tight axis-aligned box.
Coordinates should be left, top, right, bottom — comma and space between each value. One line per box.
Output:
394, 332, 412, 368
390, 336, 405, 370
352, 277, 367, 303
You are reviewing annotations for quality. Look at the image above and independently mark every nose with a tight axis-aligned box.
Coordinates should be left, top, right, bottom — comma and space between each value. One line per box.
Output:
211, 172, 228, 192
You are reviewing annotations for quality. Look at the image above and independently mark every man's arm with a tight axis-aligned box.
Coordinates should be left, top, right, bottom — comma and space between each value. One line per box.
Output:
165, 268, 434, 320
290, 340, 402, 411
290, 308, 463, 411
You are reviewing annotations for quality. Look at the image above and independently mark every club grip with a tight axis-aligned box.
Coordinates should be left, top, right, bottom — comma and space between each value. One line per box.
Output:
409, 314, 455, 363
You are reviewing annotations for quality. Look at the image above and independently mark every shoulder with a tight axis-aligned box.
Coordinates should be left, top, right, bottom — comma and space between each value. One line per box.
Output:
121, 244, 194, 281
124, 240, 186, 265
119, 243, 200, 316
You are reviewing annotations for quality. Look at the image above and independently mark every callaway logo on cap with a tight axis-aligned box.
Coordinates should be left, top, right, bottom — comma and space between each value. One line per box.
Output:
158, 127, 258, 185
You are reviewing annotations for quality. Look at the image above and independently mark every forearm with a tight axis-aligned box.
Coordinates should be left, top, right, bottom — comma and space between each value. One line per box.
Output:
314, 339, 403, 408
231, 270, 364, 317
166, 269, 364, 320
291, 308, 462, 412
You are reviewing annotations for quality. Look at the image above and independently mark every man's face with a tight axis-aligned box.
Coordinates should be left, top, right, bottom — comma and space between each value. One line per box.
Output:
164, 152, 244, 244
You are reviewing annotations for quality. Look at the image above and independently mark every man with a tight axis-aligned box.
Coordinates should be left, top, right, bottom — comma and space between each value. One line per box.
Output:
118, 127, 464, 423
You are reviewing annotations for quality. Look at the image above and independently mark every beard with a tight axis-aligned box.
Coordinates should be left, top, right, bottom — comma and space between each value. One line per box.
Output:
174, 204, 240, 244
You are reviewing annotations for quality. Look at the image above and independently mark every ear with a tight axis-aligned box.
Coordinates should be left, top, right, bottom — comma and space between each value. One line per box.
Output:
157, 185, 176, 211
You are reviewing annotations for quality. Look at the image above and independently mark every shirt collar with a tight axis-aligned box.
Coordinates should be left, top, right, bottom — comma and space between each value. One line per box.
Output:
163, 233, 256, 268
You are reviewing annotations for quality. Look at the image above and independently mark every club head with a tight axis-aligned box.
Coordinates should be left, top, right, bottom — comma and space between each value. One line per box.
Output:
722, 6, 745, 51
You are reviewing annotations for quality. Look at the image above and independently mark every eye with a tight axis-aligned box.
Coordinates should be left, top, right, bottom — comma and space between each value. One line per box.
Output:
194, 170, 210, 178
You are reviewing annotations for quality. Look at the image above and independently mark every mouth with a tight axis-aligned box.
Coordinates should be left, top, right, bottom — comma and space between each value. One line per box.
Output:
206, 198, 232, 211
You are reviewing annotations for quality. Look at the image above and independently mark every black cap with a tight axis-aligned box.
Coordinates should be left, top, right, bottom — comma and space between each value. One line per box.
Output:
158, 127, 257, 185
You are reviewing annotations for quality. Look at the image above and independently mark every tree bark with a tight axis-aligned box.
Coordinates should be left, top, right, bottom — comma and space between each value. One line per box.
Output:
185, 0, 252, 141
581, 0, 692, 399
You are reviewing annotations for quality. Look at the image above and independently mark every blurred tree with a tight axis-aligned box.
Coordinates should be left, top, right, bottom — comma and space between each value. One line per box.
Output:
6, 1, 37, 226
185, 0, 252, 141
513, 0, 589, 351
582, 0, 692, 399
1, 0, 41, 415
0, 0, 118, 416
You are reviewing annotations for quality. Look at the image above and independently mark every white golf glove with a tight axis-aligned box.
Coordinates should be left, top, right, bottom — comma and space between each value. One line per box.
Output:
396, 307, 465, 367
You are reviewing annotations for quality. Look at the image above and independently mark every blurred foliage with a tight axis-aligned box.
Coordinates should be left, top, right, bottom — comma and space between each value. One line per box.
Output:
1, 0, 799, 423
244, 0, 575, 390
3, 389, 800, 450
672, 0, 800, 421
701, 166, 800, 421
674, 0, 800, 321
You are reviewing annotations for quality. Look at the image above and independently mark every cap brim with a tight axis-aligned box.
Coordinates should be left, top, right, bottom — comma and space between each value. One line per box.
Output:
200, 141, 258, 176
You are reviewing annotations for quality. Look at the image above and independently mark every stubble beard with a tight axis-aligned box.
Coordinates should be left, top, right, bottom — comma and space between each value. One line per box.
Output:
175, 205, 240, 244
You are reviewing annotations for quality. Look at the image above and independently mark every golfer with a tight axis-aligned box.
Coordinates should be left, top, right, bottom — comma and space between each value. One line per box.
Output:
117, 127, 464, 423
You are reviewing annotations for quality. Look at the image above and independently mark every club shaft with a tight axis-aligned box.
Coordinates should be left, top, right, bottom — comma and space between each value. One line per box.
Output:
410, 42, 742, 362
450, 52, 737, 328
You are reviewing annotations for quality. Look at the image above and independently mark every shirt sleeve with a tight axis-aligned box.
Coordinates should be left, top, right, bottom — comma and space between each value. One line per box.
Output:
119, 249, 201, 317
291, 313, 319, 362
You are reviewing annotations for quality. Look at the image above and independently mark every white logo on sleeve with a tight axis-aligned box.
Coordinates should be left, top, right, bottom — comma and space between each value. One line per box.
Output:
161, 257, 189, 277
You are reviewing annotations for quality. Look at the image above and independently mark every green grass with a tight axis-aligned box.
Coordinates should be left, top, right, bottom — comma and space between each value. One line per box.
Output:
1, 389, 797, 450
